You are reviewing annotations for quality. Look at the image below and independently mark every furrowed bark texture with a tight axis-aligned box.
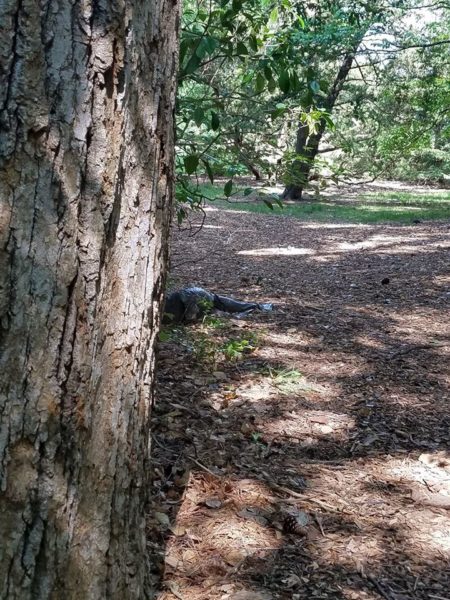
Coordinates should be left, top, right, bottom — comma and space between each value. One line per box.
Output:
0, 0, 179, 598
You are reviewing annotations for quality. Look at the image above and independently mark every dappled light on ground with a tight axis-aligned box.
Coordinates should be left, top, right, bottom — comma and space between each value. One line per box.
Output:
238, 247, 316, 257
150, 208, 449, 599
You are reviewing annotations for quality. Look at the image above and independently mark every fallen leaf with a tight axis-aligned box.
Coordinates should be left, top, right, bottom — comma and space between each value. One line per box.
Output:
282, 573, 301, 588
154, 511, 171, 527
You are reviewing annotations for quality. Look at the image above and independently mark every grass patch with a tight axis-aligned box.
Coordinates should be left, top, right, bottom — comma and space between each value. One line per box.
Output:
361, 191, 450, 206
201, 183, 450, 224
264, 366, 325, 395
159, 316, 260, 371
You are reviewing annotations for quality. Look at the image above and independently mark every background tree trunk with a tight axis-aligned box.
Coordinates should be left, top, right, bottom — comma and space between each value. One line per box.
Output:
282, 51, 358, 200
0, 1, 179, 598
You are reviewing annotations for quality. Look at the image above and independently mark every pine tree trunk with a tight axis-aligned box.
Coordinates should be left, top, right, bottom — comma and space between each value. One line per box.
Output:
0, 1, 179, 598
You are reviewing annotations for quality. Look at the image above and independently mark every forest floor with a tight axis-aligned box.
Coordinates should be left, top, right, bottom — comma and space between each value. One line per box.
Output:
149, 189, 450, 600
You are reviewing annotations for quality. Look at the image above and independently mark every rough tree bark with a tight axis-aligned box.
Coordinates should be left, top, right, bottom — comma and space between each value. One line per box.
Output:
0, 0, 179, 598
282, 51, 358, 201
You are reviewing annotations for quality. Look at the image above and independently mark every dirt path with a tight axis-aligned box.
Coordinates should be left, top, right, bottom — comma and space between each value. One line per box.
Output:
150, 208, 450, 600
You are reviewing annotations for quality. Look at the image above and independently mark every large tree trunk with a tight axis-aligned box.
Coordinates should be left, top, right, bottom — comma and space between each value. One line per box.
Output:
282, 52, 358, 200
0, 1, 179, 598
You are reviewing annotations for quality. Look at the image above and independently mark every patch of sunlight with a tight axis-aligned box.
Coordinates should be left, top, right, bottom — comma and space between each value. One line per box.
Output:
238, 246, 315, 257
225, 380, 274, 409
342, 585, 380, 600
383, 457, 450, 553
263, 185, 284, 194
319, 535, 384, 566
377, 242, 450, 255
433, 275, 450, 284
388, 310, 450, 339
263, 410, 355, 440
354, 335, 387, 350
338, 234, 413, 251
263, 331, 303, 343
388, 456, 450, 496
203, 224, 223, 229
165, 514, 280, 576
299, 223, 370, 229
362, 204, 424, 212
268, 368, 326, 395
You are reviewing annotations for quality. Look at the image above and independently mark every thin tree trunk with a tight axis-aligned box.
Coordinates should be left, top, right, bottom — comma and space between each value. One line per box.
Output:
0, 1, 179, 598
282, 51, 358, 200
232, 132, 263, 180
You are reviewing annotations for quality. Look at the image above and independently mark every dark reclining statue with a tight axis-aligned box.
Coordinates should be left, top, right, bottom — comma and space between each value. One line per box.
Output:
163, 287, 272, 324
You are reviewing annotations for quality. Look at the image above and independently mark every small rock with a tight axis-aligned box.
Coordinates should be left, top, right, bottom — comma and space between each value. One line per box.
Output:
204, 497, 222, 509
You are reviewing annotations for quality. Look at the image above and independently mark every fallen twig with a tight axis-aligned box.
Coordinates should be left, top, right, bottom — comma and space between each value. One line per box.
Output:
187, 455, 219, 477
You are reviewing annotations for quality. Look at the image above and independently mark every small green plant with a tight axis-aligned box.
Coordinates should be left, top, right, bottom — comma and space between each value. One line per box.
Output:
158, 329, 172, 342
201, 314, 228, 329
221, 333, 259, 361
269, 367, 304, 393
158, 325, 185, 343
251, 432, 265, 444
191, 331, 221, 368
262, 366, 325, 395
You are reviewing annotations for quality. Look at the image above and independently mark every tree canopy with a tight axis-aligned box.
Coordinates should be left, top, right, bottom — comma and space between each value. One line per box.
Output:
176, 0, 450, 207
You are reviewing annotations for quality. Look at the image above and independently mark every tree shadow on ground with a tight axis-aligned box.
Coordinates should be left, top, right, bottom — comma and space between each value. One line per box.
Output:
150, 209, 449, 598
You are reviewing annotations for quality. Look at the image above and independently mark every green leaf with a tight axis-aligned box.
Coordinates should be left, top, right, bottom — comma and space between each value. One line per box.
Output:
248, 35, 258, 52
202, 159, 214, 184
255, 72, 266, 93
243, 187, 253, 196
184, 154, 199, 175
211, 111, 220, 131
278, 70, 290, 93
290, 71, 300, 92
179, 39, 191, 65
321, 113, 335, 130
263, 199, 274, 210
224, 179, 233, 197
263, 65, 272, 81
183, 53, 201, 76
196, 36, 219, 59
236, 42, 249, 56
193, 107, 204, 127
270, 107, 286, 120
267, 78, 276, 92
203, 36, 220, 55
269, 7, 279, 24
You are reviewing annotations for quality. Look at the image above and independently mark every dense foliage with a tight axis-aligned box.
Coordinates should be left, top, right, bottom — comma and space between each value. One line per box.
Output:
176, 0, 450, 208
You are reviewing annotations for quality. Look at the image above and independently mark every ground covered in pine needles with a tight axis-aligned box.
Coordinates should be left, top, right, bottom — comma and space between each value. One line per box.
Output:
149, 199, 450, 600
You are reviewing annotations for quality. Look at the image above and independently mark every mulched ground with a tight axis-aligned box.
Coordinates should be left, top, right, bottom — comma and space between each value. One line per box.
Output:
149, 204, 450, 600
